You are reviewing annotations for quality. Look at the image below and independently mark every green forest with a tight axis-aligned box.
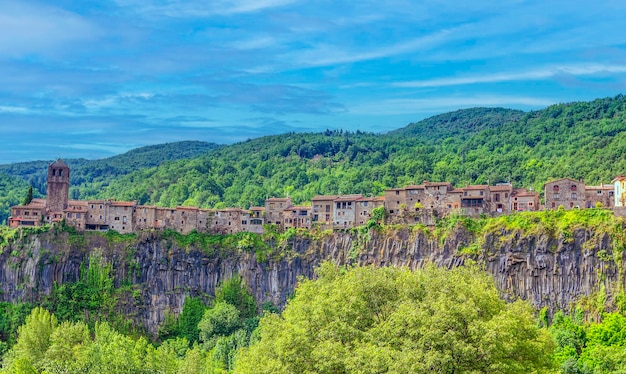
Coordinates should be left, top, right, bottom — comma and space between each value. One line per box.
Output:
3, 95, 626, 224
2, 261, 626, 373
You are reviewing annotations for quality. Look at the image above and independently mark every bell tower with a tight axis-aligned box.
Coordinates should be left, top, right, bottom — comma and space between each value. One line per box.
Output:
46, 159, 70, 213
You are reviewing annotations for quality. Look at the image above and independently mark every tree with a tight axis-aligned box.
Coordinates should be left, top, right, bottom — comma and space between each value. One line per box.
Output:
22, 186, 33, 206
198, 302, 242, 350
235, 263, 555, 373
215, 276, 257, 320
4, 307, 58, 371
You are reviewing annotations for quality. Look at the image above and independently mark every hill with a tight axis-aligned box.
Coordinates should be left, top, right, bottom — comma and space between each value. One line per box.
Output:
2, 95, 626, 220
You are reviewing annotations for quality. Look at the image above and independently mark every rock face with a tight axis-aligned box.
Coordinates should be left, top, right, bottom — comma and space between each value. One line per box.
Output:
0, 226, 623, 334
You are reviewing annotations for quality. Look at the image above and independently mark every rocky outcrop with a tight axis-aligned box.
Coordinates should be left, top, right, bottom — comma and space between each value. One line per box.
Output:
0, 226, 623, 333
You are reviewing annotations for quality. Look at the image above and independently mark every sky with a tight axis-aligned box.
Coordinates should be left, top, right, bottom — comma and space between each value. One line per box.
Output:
1, 0, 626, 163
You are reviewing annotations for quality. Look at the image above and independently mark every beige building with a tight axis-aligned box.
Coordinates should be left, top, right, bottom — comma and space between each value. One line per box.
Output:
64, 200, 88, 230
511, 189, 539, 211
107, 201, 137, 233
460, 185, 490, 217
312, 195, 336, 228
584, 184, 614, 208
490, 184, 513, 214
355, 196, 385, 226
265, 198, 292, 226
284, 206, 311, 229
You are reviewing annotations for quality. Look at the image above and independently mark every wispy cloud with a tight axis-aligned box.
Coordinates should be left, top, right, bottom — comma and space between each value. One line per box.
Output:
393, 64, 626, 88
114, 0, 298, 18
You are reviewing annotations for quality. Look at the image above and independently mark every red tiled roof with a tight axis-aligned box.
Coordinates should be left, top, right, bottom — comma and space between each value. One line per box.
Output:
110, 201, 137, 207
312, 195, 338, 201
489, 185, 513, 191
266, 197, 291, 202
463, 185, 489, 190
334, 194, 363, 202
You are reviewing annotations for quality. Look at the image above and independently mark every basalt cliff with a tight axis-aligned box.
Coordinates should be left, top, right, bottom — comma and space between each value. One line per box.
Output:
0, 223, 624, 334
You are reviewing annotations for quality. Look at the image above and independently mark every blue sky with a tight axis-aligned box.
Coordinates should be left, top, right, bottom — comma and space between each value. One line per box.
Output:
2, 0, 626, 163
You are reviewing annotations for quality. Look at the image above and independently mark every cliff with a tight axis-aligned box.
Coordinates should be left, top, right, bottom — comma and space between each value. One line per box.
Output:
0, 222, 624, 334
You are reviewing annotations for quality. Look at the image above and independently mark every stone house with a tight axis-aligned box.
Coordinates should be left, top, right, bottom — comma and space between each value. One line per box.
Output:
9, 199, 46, 227
245, 207, 265, 234
489, 184, 513, 214
334, 195, 363, 228
355, 196, 385, 226
134, 205, 157, 231
264, 198, 292, 226
312, 195, 336, 229
64, 200, 88, 230
584, 184, 614, 208
210, 208, 242, 234
284, 206, 311, 229
460, 185, 489, 217
544, 178, 586, 210
384, 187, 408, 216
107, 201, 137, 233
511, 189, 539, 211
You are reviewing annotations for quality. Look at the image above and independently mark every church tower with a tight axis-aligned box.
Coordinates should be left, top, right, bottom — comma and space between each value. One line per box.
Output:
46, 159, 70, 213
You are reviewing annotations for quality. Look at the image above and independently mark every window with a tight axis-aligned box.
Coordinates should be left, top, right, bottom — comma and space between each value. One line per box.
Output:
551, 202, 556, 208
597, 190, 603, 195
362, 201, 368, 207
479, 191, 484, 196
570, 185, 577, 191
76, 213, 81, 218
570, 202, 574, 207
91, 204, 94, 209
100, 205, 103, 209
67, 213, 71, 218
59, 170, 64, 176
571, 193, 577, 199
123, 216, 127, 223
114, 217, 120, 221
242, 220, 248, 225
553, 185, 560, 192
464, 191, 468, 196
25, 211, 29, 216
395, 190, 400, 195
99, 215, 103, 219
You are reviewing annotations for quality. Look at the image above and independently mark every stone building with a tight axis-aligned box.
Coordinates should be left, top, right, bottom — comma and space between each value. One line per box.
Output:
584, 184, 614, 208
64, 200, 88, 230
460, 185, 490, 216
333, 195, 362, 228
264, 198, 292, 226
544, 178, 586, 210
107, 201, 137, 233
284, 206, 311, 229
489, 184, 513, 214
511, 189, 539, 211
311, 195, 336, 228
46, 159, 70, 214
355, 196, 384, 226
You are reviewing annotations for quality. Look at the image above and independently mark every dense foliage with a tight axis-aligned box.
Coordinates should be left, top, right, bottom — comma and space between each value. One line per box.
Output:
235, 263, 555, 373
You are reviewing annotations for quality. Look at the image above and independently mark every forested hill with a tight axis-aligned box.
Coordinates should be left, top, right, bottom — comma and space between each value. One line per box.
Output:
2, 95, 626, 219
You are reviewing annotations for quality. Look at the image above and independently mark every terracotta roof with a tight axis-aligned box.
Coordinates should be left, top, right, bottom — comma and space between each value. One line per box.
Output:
265, 197, 291, 202
176, 206, 199, 211
49, 158, 68, 168
334, 194, 363, 202
286, 206, 311, 211
449, 188, 465, 193
404, 184, 425, 190
490, 185, 513, 191
385, 188, 405, 192
110, 201, 136, 207
544, 178, 584, 185
424, 181, 452, 187
68, 200, 88, 206
312, 195, 338, 201
612, 175, 626, 182
463, 185, 489, 190
250, 206, 265, 211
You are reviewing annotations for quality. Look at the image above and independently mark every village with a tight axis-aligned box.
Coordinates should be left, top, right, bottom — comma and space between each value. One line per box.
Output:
7, 159, 626, 235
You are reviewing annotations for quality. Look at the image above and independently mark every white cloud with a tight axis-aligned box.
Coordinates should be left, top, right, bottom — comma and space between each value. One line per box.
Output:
392, 64, 626, 88
0, 106, 29, 113
114, 0, 298, 17
0, 1, 100, 57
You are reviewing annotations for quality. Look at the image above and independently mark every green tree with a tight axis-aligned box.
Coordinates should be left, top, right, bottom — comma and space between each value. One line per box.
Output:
22, 186, 33, 206
4, 307, 58, 371
215, 276, 257, 319
198, 302, 242, 350
235, 263, 555, 373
